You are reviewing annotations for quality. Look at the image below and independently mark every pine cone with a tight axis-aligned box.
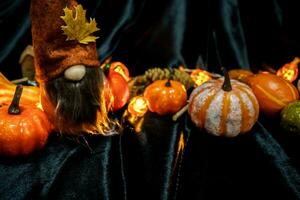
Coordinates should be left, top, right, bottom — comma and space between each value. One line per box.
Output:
173, 69, 194, 89
144, 68, 193, 89
144, 68, 170, 82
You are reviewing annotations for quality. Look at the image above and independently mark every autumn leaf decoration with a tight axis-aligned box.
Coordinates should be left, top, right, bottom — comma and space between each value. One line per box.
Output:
60, 4, 100, 44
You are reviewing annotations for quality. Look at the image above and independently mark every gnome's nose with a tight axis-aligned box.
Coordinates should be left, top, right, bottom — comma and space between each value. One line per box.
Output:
64, 65, 86, 81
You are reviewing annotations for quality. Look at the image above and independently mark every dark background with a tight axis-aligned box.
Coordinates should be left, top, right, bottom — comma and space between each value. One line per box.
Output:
1, 0, 300, 79
0, 0, 299, 200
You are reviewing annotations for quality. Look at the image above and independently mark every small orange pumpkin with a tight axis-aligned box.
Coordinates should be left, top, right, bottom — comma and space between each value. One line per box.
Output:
0, 85, 52, 157
247, 73, 299, 116
144, 80, 187, 115
188, 69, 259, 137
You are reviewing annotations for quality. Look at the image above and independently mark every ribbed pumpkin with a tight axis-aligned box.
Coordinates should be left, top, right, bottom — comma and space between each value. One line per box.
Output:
247, 73, 299, 116
188, 69, 259, 137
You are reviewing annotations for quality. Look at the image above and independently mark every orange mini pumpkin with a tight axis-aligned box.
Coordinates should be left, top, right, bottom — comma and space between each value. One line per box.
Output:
144, 80, 187, 115
0, 85, 52, 157
247, 73, 299, 116
188, 69, 259, 137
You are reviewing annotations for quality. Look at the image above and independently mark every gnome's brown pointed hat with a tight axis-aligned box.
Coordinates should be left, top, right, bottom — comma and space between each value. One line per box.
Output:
30, 0, 100, 82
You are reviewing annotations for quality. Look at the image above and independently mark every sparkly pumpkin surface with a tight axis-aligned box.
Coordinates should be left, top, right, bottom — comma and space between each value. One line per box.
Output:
0, 105, 51, 156
188, 78, 259, 137
144, 80, 187, 115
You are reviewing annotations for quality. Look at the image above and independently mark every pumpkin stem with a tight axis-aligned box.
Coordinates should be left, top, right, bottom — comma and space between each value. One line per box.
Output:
165, 80, 171, 87
103, 63, 111, 76
165, 67, 174, 87
222, 67, 232, 91
8, 85, 23, 115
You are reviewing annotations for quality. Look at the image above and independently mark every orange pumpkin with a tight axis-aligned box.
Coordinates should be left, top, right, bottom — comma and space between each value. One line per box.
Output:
0, 85, 52, 156
144, 80, 187, 115
228, 69, 254, 84
188, 69, 259, 137
247, 73, 299, 116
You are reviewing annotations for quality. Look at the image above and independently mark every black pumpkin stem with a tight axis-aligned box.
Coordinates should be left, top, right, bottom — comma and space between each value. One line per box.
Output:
222, 67, 232, 91
8, 85, 23, 115
165, 67, 174, 87
165, 80, 171, 87
103, 63, 111, 76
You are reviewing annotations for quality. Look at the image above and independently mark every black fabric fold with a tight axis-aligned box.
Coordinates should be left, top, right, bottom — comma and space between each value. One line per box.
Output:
254, 121, 300, 199
175, 115, 300, 200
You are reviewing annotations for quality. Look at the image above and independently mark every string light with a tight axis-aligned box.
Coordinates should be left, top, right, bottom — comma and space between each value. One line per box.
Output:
128, 96, 148, 117
123, 96, 148, 133
276, 57, 300, 82
190, 69, 212, 86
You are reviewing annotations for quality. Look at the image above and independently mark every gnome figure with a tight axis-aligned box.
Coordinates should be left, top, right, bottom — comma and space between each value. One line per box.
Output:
31, 0, 112, 135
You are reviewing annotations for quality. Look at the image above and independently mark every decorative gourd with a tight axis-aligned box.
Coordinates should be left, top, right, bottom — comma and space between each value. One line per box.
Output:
280, 101, 300, 134
144, 80, 187, 115
0, 85, 52, 157
109, 62, 130, 81
0, 72, 40, 106
298, 79, 300, 94
247, 73, 299, 116
228, 69, 254, 84
188, 69, 259, 137
104, 64, 130, 111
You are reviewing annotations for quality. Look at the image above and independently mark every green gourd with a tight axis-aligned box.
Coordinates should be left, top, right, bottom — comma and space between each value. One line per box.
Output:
280, 101, 300, 134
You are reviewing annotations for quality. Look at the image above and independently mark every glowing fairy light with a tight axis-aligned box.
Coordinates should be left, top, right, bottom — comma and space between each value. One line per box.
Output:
190, 69, 212, 86
276, 57, 300, 82
128, 96, 148, 117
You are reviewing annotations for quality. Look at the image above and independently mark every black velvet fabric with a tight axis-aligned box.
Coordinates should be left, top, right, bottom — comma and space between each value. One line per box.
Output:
122, 113, 300, 200
0, 133, 127, 200
1, 0, 300, 199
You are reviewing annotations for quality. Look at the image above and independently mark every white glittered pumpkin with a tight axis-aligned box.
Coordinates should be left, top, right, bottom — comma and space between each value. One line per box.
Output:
188, 69, 259, 137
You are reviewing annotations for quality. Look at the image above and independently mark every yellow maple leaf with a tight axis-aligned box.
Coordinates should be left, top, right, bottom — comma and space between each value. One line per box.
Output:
60, 4, 100, 44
